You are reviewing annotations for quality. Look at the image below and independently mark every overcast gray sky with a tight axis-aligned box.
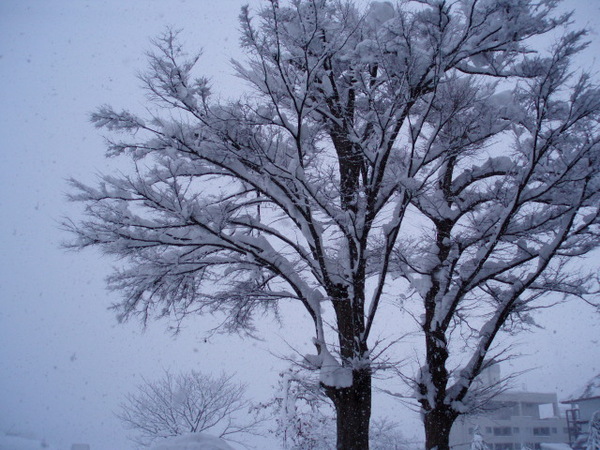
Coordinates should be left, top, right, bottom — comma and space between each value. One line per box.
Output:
1, 1, 599, 449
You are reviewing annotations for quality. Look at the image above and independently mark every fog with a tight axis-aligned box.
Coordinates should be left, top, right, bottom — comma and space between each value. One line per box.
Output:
0, 1, 599, 449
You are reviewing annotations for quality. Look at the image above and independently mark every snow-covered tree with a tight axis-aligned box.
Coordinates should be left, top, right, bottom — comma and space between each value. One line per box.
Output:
263, 368, 413, 449
395, 14, 600, 450
470, 427, 489, 450
117, 371, 260, 447
588, 410, 600, 450
265, 369, 336, 450
65, 0, 600, 448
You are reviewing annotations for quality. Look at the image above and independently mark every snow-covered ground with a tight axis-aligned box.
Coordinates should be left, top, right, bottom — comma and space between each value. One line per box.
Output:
0, 431, 233, 450
0, 431, 60, 450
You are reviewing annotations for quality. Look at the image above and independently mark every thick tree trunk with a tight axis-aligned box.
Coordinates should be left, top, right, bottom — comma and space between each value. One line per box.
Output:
420, 329, 457, 450
326, 280, 371, 448
328, 367, 372, 450
423, 407, 457, 450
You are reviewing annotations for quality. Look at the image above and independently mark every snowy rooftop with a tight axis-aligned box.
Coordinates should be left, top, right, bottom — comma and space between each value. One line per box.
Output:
563, 372, 600, 403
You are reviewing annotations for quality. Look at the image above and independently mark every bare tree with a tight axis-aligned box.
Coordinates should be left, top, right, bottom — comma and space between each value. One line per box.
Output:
117, 371, 260, 447
369, 417, 414, 450
64, 1, 600, 449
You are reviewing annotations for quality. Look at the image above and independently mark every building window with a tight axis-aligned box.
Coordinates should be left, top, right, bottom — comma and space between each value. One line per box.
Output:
486, 427, 492, 434
552, 427, 557, 434
513, 427, 520, 434
533, 427, 550, 436
493, 427, 512, 436
468, 428, 474, 435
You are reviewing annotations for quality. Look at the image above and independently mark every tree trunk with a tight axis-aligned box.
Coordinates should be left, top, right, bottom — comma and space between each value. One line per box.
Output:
326, 283, 371, 448
424, 407, 456, 450
328, 367, 372, 450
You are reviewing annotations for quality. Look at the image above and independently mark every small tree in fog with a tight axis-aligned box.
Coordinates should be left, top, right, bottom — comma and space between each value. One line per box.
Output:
118, 371, 259, 447
369, 417, 413, 450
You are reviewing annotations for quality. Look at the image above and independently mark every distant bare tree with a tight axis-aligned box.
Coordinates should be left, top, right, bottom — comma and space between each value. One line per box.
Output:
369, 417, 413, 450
117, 370, 261, 447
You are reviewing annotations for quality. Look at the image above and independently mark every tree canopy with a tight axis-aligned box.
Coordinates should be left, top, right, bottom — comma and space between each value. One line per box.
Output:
66, 1, 600, 448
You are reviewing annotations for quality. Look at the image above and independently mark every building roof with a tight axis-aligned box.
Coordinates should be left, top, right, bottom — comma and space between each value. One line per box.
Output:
495, 390, 559, 404
562, 372, 600, 403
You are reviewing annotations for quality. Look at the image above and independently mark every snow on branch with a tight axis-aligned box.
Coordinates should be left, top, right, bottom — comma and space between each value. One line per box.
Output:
65, 3, 600, 444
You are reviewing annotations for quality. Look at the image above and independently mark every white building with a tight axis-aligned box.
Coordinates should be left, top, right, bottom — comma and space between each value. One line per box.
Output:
449, 366, 569, 450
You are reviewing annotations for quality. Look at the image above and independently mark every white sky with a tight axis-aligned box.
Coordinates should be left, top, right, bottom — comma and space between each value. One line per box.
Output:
1, 1, 599, 449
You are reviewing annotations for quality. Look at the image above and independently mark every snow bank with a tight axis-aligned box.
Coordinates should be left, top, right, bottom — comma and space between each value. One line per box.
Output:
0, 432, 59, 450
539, 444, 572, 450
150, 433, 235, 450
